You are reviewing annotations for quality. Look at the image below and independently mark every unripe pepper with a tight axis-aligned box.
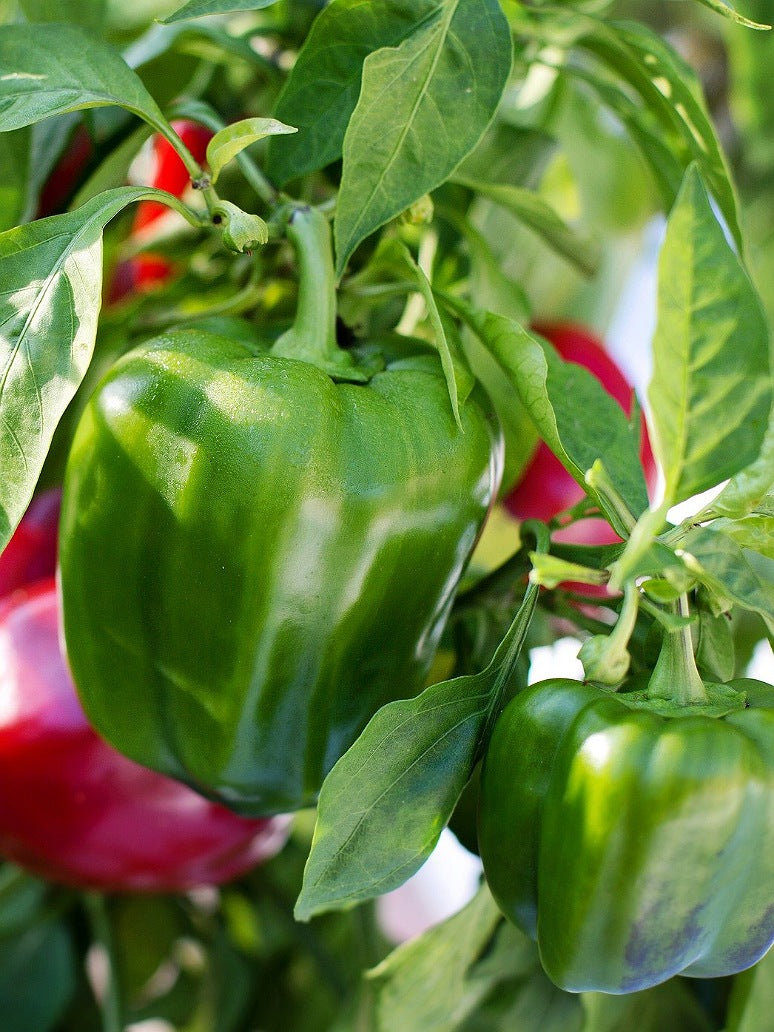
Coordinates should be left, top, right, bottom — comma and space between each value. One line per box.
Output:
478, 673, 774, 993
60, 208, 502, 815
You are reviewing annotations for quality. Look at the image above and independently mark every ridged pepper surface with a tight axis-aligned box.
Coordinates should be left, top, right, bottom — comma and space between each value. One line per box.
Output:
478, 676, 774, 994
59, 208, 502, 816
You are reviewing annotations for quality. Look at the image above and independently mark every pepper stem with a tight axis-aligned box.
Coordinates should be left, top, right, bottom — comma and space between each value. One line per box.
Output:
271, 207, 368, 382
646, 593, 709, 707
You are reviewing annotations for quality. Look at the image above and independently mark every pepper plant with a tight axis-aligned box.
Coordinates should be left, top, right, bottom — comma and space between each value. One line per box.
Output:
0, 0, 772, 1029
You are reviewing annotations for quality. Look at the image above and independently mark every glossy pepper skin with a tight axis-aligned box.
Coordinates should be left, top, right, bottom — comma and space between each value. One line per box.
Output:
0, 580, 290, 892
478, 677, 774, 994
60, 273, 502, 814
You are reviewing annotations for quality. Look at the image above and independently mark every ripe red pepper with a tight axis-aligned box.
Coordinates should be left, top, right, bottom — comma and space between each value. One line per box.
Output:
110, 120, 213, 300
505, 322, 657, 546
36, 126, 93, 219
0, 488, 61, 599
0, 580, 289, 892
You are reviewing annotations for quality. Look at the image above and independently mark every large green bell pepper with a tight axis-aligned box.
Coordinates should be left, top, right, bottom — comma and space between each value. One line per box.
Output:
59, 208, 502, 815
478, 676, 774, 994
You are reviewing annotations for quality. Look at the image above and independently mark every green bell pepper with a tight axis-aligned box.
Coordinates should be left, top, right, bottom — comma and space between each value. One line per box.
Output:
59, 208, 502, 815
478, 675, 774, 994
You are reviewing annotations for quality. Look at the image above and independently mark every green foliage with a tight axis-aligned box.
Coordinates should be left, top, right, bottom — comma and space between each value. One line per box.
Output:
649, 166, 771, 506
334, 0, 512, 273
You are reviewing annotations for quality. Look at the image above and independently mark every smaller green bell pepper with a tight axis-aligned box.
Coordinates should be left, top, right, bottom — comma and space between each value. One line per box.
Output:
478, 675, 774, 994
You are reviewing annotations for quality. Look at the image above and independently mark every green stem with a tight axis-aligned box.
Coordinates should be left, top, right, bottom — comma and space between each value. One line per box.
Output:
270, 208, 368, 382
167, 101, 279, 207
84, 893, 122, 1032
585, 459, 637, 536
646, 594, 708, 707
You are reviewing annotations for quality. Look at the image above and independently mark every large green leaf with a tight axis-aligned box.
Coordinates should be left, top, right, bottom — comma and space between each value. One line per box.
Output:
0, 186, 186, 552
163, 0, 280, 22
455, 306, 649, 536
267, 0, 439, 186
334, 0, 511, 275
648, 166, 771, 506
295, 578, 538, 921
0, 24, 168, 136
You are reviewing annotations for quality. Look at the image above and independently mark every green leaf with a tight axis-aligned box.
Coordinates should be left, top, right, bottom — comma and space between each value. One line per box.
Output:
0, 128, 29, 232
0, 24, 169, 137
529, 553, 608, 590
366, 887, 505, 1032
206, 117, 296, 184
577, 19, 742, 250
295, 578, 539, 921
19, 0, 106, 31
163, 0, 280, 22
582, 979, 713, 1032
709, 410, 774, 518
649, 166, 771, 506
0, 921, 75, 1032
395, 243, 473, 426
727, 949, 774, 1032
453, 176, 600, 277
693, 0, 770, 29
0, 867, 49, 939
0, 186, 184, 552
693, 605, 735, 682
712, 515, 774, 559
334, 0, 512, 275
456, 307, 649, 536
461, 966, 584, 1032
680, 525, 774, 631
267, 0, 439, 186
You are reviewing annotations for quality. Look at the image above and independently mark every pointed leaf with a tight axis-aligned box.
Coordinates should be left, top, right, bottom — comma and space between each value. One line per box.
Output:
693, 0, 770, 29
267, 0, 440, 186
163, 0, 280, 22
458, 307, 649, 536
0, 24, 168, 136
295, 580, 538, 921
335, 0, 511, 274
648, 166, 771, 506
206, 117, 296, 184
0, 186, 182, 551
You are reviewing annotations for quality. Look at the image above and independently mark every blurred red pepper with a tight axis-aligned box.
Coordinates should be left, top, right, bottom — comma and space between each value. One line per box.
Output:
0, 579, 290, 892
110, 120, 213, 301
36, 126, 94, 219
0, 488, 61, 599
